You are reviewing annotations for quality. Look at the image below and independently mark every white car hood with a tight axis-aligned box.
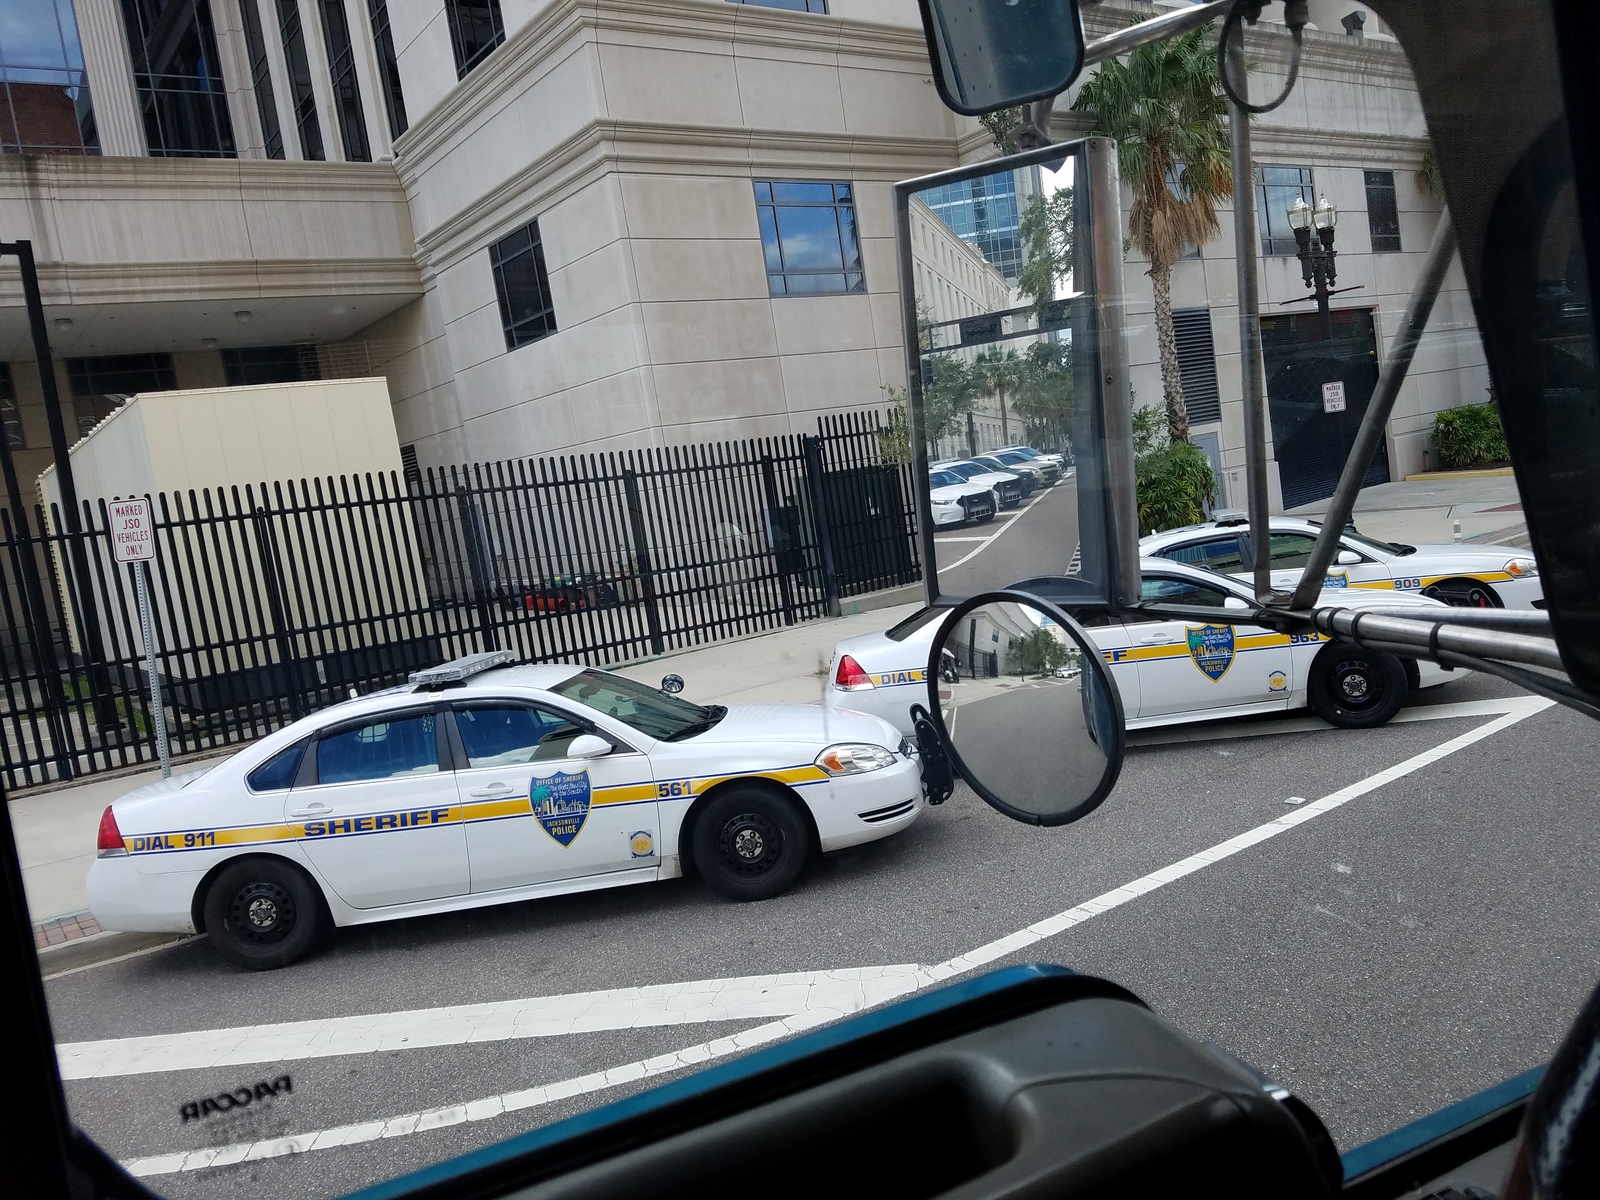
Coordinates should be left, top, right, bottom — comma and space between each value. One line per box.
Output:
1382, 543, 1526, 571
931, 482, 992, 503
689, 704, 901, 749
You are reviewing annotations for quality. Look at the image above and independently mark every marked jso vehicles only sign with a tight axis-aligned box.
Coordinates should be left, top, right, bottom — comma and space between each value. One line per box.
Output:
108, 497, 156, 564
1321, 381, 1347, 413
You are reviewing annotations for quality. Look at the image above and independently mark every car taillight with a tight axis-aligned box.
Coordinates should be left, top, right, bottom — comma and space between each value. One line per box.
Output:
834, 654, 874, 691
97, 806, 127, 856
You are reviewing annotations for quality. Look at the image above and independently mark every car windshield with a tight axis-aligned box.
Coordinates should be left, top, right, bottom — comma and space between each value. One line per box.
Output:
945, 462, 985, 480
546, 669, 722, 740
929, 470, 964, 487
1341, 528, 1413, 557
885, 606, 948, 642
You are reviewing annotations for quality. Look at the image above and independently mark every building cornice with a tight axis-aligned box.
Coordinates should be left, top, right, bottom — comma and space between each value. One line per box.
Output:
393, 0, 933, 177
0, 258, 421, 307
0, 154, 406, 201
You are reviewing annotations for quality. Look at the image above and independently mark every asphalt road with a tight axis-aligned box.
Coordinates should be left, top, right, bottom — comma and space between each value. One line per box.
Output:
933, 477, 1079, 597
42, 669, 1600, 1200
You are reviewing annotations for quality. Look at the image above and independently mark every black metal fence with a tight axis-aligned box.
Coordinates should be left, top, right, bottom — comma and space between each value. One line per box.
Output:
0, 410, 920, 790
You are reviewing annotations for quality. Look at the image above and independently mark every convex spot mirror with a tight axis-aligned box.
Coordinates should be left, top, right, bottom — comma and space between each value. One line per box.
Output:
917, 0, 1087, 116
926, 589, 1125, 825
660, 674, 685, 694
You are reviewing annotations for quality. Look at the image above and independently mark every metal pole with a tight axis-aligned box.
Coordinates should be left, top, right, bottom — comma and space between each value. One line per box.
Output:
1085, 137, 1141, 609
1084, 0, 1234, 68
1316, 283, 1333, 342
1287, 212, 1458, 608
1226, 27, 1275, 602
136, 562, 170, 778
2, 239, 120, 730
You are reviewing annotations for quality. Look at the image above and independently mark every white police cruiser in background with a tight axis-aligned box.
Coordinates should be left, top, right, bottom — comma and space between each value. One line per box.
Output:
1141, 514, 1543, 609
88, 653, 921, 969
826, 560, 1457, 736
929, 469, 999, 528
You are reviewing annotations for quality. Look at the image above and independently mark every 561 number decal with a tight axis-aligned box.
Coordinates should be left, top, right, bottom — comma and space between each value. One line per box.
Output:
656, 779, 693, 798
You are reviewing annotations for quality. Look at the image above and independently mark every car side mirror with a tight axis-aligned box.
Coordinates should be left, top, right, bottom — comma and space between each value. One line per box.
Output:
926, 590, 1125, 826
660, 674, 685, 694
567, 734, 613, 759
1336, 550, 1362, 566
1223, 595, 1251, 611
917, 0, 1086, 115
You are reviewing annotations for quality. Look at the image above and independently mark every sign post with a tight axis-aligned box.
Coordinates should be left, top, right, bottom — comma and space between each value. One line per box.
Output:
108, 498, 169, 778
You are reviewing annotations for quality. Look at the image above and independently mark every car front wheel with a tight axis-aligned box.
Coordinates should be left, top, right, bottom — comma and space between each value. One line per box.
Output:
1307, 644, 1409, 729
691, 787, 809, 902
203, 857, 326, 970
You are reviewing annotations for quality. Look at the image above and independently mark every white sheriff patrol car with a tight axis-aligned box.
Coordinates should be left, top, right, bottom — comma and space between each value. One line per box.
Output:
826, 560, 1457, 736
1140, 515, 1543, 609
88, 654, 921, 969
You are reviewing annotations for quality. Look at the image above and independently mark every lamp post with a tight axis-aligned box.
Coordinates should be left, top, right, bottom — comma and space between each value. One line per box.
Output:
1288, 194, 1339, 340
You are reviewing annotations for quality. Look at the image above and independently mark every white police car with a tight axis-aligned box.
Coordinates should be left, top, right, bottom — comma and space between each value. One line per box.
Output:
88, 653, 921, 969
1141, 515, 1543, 609
826, 560, 1456, 736
929, 469, 999, 527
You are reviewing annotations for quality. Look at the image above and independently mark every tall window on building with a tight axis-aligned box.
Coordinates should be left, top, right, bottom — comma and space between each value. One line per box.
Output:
1364, 169, 1402, 253
918, 174, 1024, 282
238, 0, 283, 158
274, 0, 325, 159
755, 181, 866, 296
119, 0, 236, 157
1255, 165, 1314, 256
1171, 308, 1222, 426
446, 0, 505, 80
490, 222, 559, 351
65, 353, 176, 437
318, 0, 370, 161
727, 0, 827, 12
0, 363, 24, 450
1, 0, 99, 154
368, 0, 407, 139
221, 345, 321, 385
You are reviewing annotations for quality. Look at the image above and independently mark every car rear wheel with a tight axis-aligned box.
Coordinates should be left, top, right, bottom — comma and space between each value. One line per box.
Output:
691, 787, 809, 902
203, 857, 325, 970
1308, 644, 1409, 729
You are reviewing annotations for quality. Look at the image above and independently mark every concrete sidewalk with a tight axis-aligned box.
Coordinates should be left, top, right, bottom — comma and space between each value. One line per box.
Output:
14, 596, 924, 958
1286, 471, 1528, 548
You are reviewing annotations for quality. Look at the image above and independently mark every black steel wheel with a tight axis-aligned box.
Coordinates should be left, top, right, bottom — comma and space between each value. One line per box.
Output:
203, 857, 325, 970
1307, 644, 1409, 729
691, 787, 809, 902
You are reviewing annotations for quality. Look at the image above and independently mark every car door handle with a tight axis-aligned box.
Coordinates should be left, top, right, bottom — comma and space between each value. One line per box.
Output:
469, 783, 514, 797
288, 802, 331, 817
1138, 632, 1173, 644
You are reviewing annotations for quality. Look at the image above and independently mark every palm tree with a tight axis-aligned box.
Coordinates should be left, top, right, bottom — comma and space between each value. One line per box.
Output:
1070, 22, 1232, 444
972, 347, 1027, 444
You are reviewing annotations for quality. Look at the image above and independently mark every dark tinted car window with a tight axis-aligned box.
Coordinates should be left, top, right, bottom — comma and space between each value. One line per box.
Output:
317, 714, 440, 784
1161, 535, 1246, 573
246, 740, 307, 792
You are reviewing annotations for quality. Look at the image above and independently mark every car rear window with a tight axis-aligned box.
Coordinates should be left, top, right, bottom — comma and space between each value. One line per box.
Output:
246, 740, 307, 793
1160, 535, 1246, 573
885, 607, 948, 642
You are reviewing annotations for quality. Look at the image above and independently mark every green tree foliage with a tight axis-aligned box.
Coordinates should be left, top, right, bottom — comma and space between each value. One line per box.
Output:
1007, 628, 1074, 678
1071, 22, 1232, 445
1016, 189, 1076, 316
1417, 146, 1443, 200
1431, 402, 1508, 469
980, 107, 1025, 155
1012, 340, 1075, 447
1132, 406, 1216, 535
971, 347, 1028, 444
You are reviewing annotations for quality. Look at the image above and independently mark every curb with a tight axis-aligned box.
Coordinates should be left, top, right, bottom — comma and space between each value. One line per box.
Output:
36, 928, 196, 976
1405, 468, 1515, 480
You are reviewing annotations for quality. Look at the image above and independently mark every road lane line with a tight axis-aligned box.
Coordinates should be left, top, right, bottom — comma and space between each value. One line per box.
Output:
57, 966, 924, 1081
919, 697, 1553, 983
1127, 695, 1549, 747
115, 697, 1553, 1177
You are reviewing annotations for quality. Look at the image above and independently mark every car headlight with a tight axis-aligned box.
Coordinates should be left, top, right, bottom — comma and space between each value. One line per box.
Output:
1504, 558, 1539, 578
815, 743, 897, 775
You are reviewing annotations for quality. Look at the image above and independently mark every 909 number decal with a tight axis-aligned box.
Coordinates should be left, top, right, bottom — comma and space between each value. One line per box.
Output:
1394, 577, 1423, 590
656, 779, 693, 799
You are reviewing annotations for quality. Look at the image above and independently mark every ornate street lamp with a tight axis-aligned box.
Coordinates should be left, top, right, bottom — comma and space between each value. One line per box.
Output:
1290, 194, 1340, 339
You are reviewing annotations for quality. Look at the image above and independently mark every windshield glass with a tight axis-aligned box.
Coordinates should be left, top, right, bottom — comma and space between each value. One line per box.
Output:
547, 669, 717, 739
11, 3, 1594, 1199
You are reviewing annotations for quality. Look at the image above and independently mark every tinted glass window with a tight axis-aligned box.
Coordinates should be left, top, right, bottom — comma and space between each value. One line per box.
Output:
1263, 533, 1320, 569
1, 0, 99, 154
1161, 535, 1246, 573
885, 606, 947, 641
1364, 169, 1401, 253
246, 740, 307, 792
755, 180, 864, 295
119, 0, 236, 157
317, 714, 439, 783
455, 705, 587, 767
491, 220, 559, 350
1255, 165, 1314, 256
446, 0, 505, 78
1140, 577, 1231, 607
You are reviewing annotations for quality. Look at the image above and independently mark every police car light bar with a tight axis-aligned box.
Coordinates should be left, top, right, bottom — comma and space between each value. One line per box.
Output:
409, 650, 516, 685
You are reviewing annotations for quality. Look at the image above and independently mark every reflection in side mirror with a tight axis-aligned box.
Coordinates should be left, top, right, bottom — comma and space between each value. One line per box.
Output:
660, 674, 685, 694
567, 734, 613, 760
926, 590, 1125, 825
917, 0, 1087, 116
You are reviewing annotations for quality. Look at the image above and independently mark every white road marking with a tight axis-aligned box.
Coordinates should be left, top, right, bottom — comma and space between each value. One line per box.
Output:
1126, 695, 1544, 747
58, 966, 924, 1081
114, 696, 1554, 1178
